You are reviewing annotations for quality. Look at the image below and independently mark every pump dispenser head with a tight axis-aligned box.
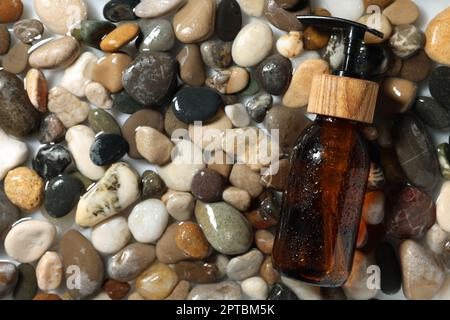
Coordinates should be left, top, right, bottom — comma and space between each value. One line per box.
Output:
297, 15, 383, 123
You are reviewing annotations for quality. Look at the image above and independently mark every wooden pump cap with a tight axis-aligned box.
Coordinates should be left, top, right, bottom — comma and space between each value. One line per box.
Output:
307, 74, 379, 124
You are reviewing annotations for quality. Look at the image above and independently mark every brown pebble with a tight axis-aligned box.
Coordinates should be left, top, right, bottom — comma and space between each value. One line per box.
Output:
383, 0, 419, 25
206, 150, 232, 178
399, 50, 432, 82
175, 221, 210, 259
165, 280, 191, 300
104, 279, 131, 300
261, 158, 290, 191
0, 24, 10, 54
255, 230, 275, 254
174, 261, 222, 284
260, 256, 279, 285
4, 167, 44, 212
303, 8, 331, 50
164, 105, 189, 136
191, 168, 226, 202
33, 293, 62, 300
177, 44, 206, 86
25, 69, 48, 112
377, 77, 417, 115
364, 0, 394, 8
38, 113, 66, 144
0, 0, 23, 23
136, 262, 179, 300
2, 42, 30, 74
386, 56, 403, 77
156, 223, 190, 264
92, 53, 132, 93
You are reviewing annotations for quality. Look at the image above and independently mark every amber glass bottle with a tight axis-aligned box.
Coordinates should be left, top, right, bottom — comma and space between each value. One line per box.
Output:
272, 16, 383, 287
272, 115, 370, 286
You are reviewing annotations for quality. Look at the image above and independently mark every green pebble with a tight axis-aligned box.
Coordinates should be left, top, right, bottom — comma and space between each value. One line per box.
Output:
239, 76, 259, 97
13, 264, 37, 300
72, 20, 116, 49
142, 170, 167, 199
437, 143, 450, 179
112, 91, 145, 114
88, 108, 122, 135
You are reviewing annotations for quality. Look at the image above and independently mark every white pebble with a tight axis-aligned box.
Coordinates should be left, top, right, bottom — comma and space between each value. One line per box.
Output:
437, 181, 450, 233
237, 0, 265, 17
426, 223, 449, 254
128, 199, 169, 243
281, 276, 321, 300
164, 190, 195, 221
85, 82, 113, 109
36, 251, 63, 291
225, 103, 251, 128
276, 32, 304, 59
60, 52, 98, 97
91, 216, 131, 254
0, 128, 28, 180
241, 276, 268, 300
322, 0, 365, 21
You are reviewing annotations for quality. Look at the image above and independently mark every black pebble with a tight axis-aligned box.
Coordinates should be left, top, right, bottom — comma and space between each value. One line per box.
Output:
254, 54, 292, 96
103, 0, 139, 22
32, 144, 73, 181
112, 91, 145, 114
216, 0, 242, 41
267, 283, 298, 300
429, 66, 450, 109
413, 96, 450, 130
90, 133, 129, 166
44, 174, 84, 218
172, 87, 223, 124
375, 242, 402, 295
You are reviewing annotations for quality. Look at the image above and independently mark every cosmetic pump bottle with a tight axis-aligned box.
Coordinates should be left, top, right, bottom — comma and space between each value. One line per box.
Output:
272, 16, 383, 287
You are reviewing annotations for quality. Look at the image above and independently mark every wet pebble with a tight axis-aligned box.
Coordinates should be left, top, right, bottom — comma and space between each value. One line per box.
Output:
383, 0, 419, 25
100, 23, 140, 52
206, 67, 249, 95
245, 93, 273, 123
276, 31, 304, 59
174, 261, 221, 284
136, 262, 179, 300
390, 24, 424, 58
172, 0, 215, 43
104, 279, 130, 300
88, 109, 121, 135
90, 133, 129, 166
104, 0, 139, 22
241, 277, 268, 300
142, 170, 167, 199
135, 0, 186, 19
4, 167, 43, 212
2, 41, 30, 74
93, 53, 132, 93
85, 82, 113, 109
164, 190, 195, 221
267, 283, 298, 300
229, 164, 264, 198
225, 103, 251, 128
25, 69, 48, 112
260, 256, 279, 285
13, 264, 37, 300
173, 87, 223, 124
32, 144, 72, 181
0, 0, 23, 24
44, 174, 83, 218
38, 113, 66, 144
200, 40, 232, 69
139, 18, 174, 52
425, 7, 450, 66
413, 96, 450, 130
165, 280, 190, 300
375, 242, 402, 295
128, 199, 169, 243
72, 20, 116, 49
177, 44, 206, 87
112, 90, 144, 114
216, 0, 242, 41
245, 190, 280, 229
237, 0, 264, 17
255, 54, 292, 96
429, 66, 450, 109
264, 0, 306, 32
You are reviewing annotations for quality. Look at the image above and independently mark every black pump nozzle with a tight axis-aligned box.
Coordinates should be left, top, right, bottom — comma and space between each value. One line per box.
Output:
297, 15, 384, 79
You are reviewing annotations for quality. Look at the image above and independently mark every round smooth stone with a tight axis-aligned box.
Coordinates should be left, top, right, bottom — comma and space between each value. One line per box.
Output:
44, 174, 84, 218
177, 44, 206, 87
425, 7, 450, 66
128, 199, 169, 243
383, 0, 419, 25
429, 66, 450, 110
232, 21, 273, 67
0, 71, 41, 138
216, 0, 242, 41
390, 24, 424, 58
136, 262, 179, 300
89, 133, 129, 166
122, 109, 164, 159
103, 0, 139, 22
0, 24, 10, 55
91, 216, 131, 255
254, 54, 292, 96
175, 222, 210, 259
123, 52, 177, 106
72, 20, 116, 49
32, 144, 73, 181
112, 90, 144, 114
60, 230, 104, 299
34, 0, 87, 35
226, 249, 264, 280
38, 113, 66, 144
385, 185, 436, 239
93, 53, 132, 94
0, 128, 28, 181
156, 223, 190, 264
13, 264, 37, 300
375, 242, 401, 295
0, 184, 20, 235
107, 243, 156, 282
413, 96, 450, 130
35, 251, 63, 291
142, 170, 167, 199
241, 277, 268, 300
378, 77, 417, 115
29, 36, 81, 70
191, 168, 226, 202
13, 19, 44, 44
25, 68, 48, 113
322, 0, 364, 21
172, 87, 222, 124
138, 18, 175, 52
164, 191, 195, 221
0, 0, 23, 23
4, 167, 44, 212
200, 40, 232, 69
188, 281, 241, 300
172, 0, 215, 44
88, 109, 121, 135
4, 220, 56, 263
0, 262, 18, 298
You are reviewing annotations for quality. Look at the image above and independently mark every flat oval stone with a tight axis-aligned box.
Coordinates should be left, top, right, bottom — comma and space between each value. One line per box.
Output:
76, 162, 140, 227
164, 190, 195, 221
0, 0, 23, 23
93, 53, 132, 93
394, 114, 440, 190
0, 71, 41, 138
413, 96, 450, 130
188, 281, 241, 300
264, 0, 306, 32
123, 52, 177, 106
216, 0, 242, 41
175, 221, 210, 259
13, 19, 44, 44
34, 0, 87, 35
138, 18, 174, 52
13, 264, 37, 300
156, 223, 190, 264
32, 144, 73, 181
385, 185, 436, 239
91, 216, 131, 254
29, 36, 81, 70
177, 44, 206, 87
172, 87, 222, 124
128, 199, 169, 243
0, 262, 18, 298
5, 220, 56, 263
0, 24, 10, 54
72, 20, 116, 49
112, 90, 144, 114
107, 243, 156, 282
90, 134, 129, 166
44, 174, 84, 218
104, 0, 139, 22
232, 21, 273, 67
172, 0, 215, 43
195, 201, 253, 255
375, 242, 401, 295
135, 0, 186, 18
60, 230, 104, 300
88, 109, 121, 135
122, 109, 164, 159
425, 7, 450, 66
255, 54, 292, 96
429, 66, 450, 109
200, 40, 232, 69
191, 168, 226, 202
0, 184, 20, 235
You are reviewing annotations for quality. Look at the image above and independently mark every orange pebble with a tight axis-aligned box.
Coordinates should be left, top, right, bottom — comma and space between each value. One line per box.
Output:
0, 0, 23, 23
100, 23, 140, 52
175, 221, 210, 259
356, 218, 368, 249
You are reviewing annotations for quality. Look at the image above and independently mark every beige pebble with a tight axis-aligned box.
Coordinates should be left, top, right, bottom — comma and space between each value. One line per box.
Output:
60, 51, 98, 97
222, 187, 251, 212
36, 251, 63, 291
276, 31, 304, 58
255, 230, 274, 255
206, 150, 233, 179
229, 164, 264, 198
164, 190, 195, 221
282, 59, 330, 109
425, 7, 450, 66
48, 86, 90, 128
383, 0, 419, 25
136, 262, 179, 300
135, 0, 186, 19
358, 13, 392, 44
165, 280, 191, 300
2, 42, 30, 74
237, 0, 265, 17
92, 53, 132, 93
85, 82, 113, 109
189, 109, 232, 151
34, 0, 87, 35
25, 68, 48, 112
128, 292, 145, 300
260, 256, 279, 285
136, 126, 173, 166
29, 36, 81, 69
